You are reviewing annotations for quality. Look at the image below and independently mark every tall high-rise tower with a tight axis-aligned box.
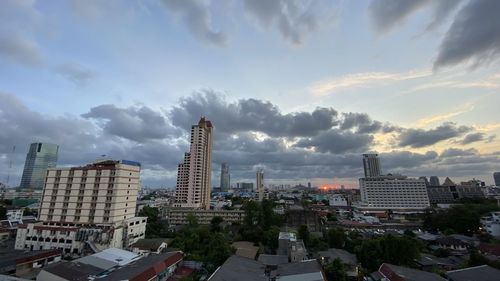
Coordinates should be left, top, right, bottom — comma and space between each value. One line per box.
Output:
256, 169, 264, 202
220, 163, 230, 192
175, 118, 213, 209
20, 143, 59, 189
429, 176, 440, 186
362, 153, 381, 178
494, 172, 500, 187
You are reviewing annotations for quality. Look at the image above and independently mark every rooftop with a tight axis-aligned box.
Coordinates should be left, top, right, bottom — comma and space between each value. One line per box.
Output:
279, 232, 297, 241
318, 248, 357, 265
208, 255, 266, 281
42, 261, 103, 281
446, 265, 500, 281
131, 238, 171, 251
99, 251, 183, 281
232, 241, 259, 259
257, 254, 288, 266
378, 263, 446, 281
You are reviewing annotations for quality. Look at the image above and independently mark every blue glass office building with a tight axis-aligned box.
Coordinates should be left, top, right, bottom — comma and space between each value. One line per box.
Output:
19, 143, 59, 189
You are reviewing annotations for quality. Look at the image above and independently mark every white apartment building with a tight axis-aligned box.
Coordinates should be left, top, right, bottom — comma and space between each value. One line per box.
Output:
358, 175, 430, 213
329, 194, 348, 207
481, 212, 500, 238
15, 159, 147, 254
174, 117, 213, 210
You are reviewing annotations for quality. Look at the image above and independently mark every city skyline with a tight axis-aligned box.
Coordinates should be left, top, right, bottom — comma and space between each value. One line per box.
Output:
1, 0, 500, 187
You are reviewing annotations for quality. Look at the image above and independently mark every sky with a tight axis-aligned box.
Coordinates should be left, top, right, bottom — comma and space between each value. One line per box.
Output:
1, 0, 500, 188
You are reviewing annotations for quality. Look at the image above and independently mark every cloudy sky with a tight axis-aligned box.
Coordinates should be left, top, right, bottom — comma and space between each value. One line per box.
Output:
1, 0, 500, 188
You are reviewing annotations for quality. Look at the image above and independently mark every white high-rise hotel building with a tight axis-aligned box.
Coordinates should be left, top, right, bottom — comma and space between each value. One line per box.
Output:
15, 159, 146, 254
175, 117, 213, 210
358, 154, 430, 213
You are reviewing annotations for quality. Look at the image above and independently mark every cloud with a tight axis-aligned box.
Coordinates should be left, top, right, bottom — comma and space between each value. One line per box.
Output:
54, 63, 95, 86
339, 112, 396, 134
295, 129, 373, 154
243, 0, 331, 45
368, 0, 430, 33
434, 0, 500, 69
416, 106, 473, 128
441, 148, 478, 158
1, 91, 499, 187
310, 69, 430, 96
161, 0, 227, 47
425, 0, 464, 31
0, 33, 43, 67
460, 132, 485, 145
170, 90, 339, 137
82, 104, 181, 142
398, 122, 472, 148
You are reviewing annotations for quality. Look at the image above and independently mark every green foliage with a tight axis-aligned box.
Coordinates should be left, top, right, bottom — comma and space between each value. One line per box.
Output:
423, 201, 500, 236
298, 225, 310, 246
138, 206, 172, 238
327, 228, 346, 248
239, 199, 285, 250
434, 248, 450, 258
404, 229, 416, 237
171, 219, 234, 271
210, 216, 224, 232
0, 206, 6, 220
325, 258, 348, 281
355, 235, 420, 271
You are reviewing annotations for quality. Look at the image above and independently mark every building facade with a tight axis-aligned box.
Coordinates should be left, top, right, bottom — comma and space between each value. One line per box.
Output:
15, 159, 146, 254
494, 172, 500, 187
174, 118, 213, 210
429, 176, 440, 186
20, 143, 59, 190
256, 169, 264, 202
359, 175, 430, 213
362, 153, 381, 177
220, 163, 230, 192
165, 208, 245, 225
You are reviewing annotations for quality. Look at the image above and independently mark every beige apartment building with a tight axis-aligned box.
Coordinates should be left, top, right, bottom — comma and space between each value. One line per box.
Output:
15, 159, 147, 254
174, 117, 213, 210
39, 159, 140, 223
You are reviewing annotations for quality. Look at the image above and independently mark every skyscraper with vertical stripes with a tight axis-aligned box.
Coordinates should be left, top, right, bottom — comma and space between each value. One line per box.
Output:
175, 118, 213, 210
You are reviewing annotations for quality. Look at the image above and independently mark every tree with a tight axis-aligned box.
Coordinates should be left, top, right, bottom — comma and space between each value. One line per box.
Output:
210, 216, 224, 232
327, 228, 346, 248
298, 225, 310, 246
325, 258, 348, 281
404, 229, 416, 237
356, 239, 382, 271
0, 206, 6, 220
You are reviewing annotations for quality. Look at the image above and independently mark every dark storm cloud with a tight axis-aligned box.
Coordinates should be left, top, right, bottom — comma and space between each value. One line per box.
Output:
54, 63, 95, 87
243, 0, 326, 45
82, 104, 181, 142
434, 0, 500, 69
170, 90, 338, 137
398, 122, 472, 148
2, 90, 499, 187
339, 112, 397, 134
460, 132, 485, 145
380, 150, 438, 169
368, 0, 430, 33
160, 0, 227, 47
295, 129, 373, 154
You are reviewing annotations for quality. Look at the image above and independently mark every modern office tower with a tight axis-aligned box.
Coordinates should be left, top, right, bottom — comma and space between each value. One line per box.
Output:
220, 163, 230, 192
175, 117, 213, 210
362, 153, 381, 177
494, 172, 500, 187
20, 143, 59, 189
359, 175, 430, 212
419, 176, 430, 186
429, 176, 440, 186
15, 159, 147, 254
256, 169, 264, 202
